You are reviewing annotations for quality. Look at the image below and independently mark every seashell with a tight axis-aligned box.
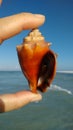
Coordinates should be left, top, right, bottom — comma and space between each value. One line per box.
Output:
16, 29, 57, 93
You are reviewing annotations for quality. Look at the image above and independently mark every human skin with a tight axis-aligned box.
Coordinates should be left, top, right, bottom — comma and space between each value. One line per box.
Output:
0, 13, 45, 44
0, 12, 45, 113
0, 0, 2, 5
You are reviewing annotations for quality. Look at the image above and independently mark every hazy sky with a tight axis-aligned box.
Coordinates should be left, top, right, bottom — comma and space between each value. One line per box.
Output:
0, 0, 73, 71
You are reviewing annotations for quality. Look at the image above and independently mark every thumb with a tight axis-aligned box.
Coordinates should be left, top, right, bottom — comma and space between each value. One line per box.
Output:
29, 92, 42, 102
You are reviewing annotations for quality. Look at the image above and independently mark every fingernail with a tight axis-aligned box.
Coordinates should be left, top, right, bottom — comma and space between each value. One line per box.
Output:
31, 94, 42, 102
35, 14, 45, 19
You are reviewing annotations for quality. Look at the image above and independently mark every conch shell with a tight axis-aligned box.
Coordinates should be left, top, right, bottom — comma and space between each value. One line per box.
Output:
16, 29, 57, 93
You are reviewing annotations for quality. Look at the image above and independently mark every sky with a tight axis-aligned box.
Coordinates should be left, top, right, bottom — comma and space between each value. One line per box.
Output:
0, 0, 73, 71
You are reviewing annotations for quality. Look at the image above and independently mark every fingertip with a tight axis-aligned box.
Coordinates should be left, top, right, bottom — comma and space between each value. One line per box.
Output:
34, 14, 45, 27
34, 14, 45, 20
22, 13, 45, 30
30, 92, 42, 102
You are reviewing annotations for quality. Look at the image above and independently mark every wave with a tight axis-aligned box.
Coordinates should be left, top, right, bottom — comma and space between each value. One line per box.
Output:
49, 84, 72, 95
57, 71, 73, 74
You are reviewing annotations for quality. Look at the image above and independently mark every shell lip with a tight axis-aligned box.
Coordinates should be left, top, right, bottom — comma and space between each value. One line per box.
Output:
37, 50, 56, 92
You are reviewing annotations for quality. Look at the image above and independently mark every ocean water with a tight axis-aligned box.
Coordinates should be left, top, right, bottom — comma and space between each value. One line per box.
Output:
0, 71, 73, 130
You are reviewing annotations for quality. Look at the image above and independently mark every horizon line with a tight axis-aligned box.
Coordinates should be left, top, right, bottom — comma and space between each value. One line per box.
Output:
0, 70, 73, 74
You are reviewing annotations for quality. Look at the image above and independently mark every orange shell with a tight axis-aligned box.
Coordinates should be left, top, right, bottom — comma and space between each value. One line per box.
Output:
16, 30, 56, 93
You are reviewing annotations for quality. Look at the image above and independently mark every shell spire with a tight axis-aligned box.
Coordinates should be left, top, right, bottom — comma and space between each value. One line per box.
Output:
24, 29, 44, 42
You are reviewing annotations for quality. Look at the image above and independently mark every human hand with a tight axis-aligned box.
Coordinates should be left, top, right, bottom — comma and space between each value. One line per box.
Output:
0, 13, 45, 113
0, 13, 45, 44
0, 91, 42, 113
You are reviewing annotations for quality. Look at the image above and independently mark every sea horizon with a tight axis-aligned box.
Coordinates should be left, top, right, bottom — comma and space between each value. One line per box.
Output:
0, 69, 73, 74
